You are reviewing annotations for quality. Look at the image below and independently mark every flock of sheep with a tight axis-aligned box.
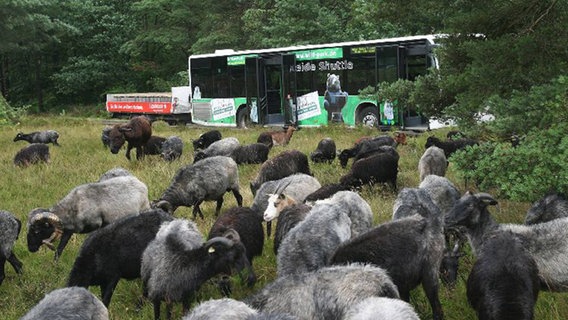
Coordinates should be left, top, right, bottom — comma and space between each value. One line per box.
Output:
3, 116, 568, 320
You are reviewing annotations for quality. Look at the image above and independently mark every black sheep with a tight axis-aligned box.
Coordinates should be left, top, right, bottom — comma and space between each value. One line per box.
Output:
67, 209, 173, 306
424, 136, 478, 159
144, 136, 167, 156
250, 150, 311, 196
230, 143, 270, 165
338, 135, 397, 168
256, 132, 274, 149
467, 231, 540, 320
208, 206, 264, 286
192, 129, 222, 151
339, 152, 398, 191
310, 137, 336, 163
14, 143, 50, 167
303, 183, 351, 203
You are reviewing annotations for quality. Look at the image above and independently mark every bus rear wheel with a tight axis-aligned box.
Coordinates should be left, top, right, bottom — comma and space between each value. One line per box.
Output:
236, 108, 249, 128
357, 106, 379, 128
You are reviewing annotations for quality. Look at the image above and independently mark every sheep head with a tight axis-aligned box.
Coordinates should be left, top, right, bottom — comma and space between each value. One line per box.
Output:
444, 192, 498, 229
108, 125, 126, 154
204, 229, 255, 287
26, 209, 63, 252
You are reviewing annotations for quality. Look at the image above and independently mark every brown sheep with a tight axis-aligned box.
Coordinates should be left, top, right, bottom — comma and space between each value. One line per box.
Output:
108, 116, 152, 160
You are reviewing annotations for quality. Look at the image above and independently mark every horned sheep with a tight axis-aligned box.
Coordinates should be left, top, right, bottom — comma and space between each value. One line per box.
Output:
193, 137, 240, 163
108, 115, 152, 160
66, 209, 173, 306
153, 156, 243, 219
26, 170, 150, 260
444, 191, 568, 292
14, 130, 60, 146
250, 150, 311, 196
141, 219, 252, 320
244, 264, 400, 320
0, 210, 23, 286
14, 143, 50, 167
20, 287, 109, 320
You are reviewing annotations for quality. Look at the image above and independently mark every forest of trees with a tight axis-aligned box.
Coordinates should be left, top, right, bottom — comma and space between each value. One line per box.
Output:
1, 0, 567, 199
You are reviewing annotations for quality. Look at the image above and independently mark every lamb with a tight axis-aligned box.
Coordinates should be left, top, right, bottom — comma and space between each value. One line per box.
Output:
144, 135, 167, 155
20, 287, 109, 320
161, 135, 184, 162
193, 137, 240, 163
26, 172, 150, 260
424, 136, 478, 159
244, 263, 400, 320
338, 135, 397, 168
14, 130, 60, 146
252, 173, 321, 237
344, 297, 420, 320
466, 230, 540, 320
339, 152, 398, 191
66, 209, 174, 306
331, 208, 446, 320
108, 115, 152, 160
250, 150, 311, 196
0, 210, 22, 286
419, 146, 448, 181
153, 156, 243, 219
192, 129, 222, 151
230, 143, 270, 165
141, 219, 252, 320
14, 143, 50, 167
258, 125, 296, 147
309, 137, 336, 163
277, 202, 351, 277
444, 191, 568, 291
208, 206, 264, 286
525, 192, 568, 225
272, 204, 312, 255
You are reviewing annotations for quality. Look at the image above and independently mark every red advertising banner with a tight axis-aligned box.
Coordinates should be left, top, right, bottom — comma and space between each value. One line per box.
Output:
106, 101, 173, 114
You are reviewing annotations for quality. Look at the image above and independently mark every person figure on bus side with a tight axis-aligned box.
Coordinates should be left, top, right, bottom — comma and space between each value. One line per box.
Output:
383, 99, 394, 125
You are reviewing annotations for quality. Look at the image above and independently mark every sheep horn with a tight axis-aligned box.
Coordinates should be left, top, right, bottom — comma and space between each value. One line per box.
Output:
204, 236, 234, 253
274, 179, 293, 196
30, 212, 63, 251
473, 193, 498, 206
154, 200, 174, 214
222, 228, 241, 243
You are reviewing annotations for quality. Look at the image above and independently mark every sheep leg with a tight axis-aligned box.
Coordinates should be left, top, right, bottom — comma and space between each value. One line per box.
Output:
423, 272, 444, 320
101, 278, 120, 307
153, 300, 161, 320
135, 146, 145, 160
192, 202, 204, 219
232, 189, 243, 207
55, 231, 74, 261
0, 257, 5, 285
266, 221, 272, 238
215, 197, 224, 216
125, 144, 133, 160
7, 252, 22, 274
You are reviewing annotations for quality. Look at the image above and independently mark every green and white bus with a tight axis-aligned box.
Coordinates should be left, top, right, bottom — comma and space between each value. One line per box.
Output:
188, 34, 440, 128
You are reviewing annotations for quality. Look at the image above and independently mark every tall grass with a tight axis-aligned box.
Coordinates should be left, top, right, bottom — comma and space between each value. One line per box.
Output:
0, 116, 567, 319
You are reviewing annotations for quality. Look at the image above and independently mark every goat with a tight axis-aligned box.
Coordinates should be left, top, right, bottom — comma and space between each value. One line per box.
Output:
153, 156, 243, 219
258, 125, 297, 147
108, 116, 152, 160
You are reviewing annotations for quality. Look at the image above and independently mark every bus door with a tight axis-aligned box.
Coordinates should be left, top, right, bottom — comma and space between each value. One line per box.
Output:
281, 53, 297, 125
376, 45, 407, 126
245, 56, 265, 124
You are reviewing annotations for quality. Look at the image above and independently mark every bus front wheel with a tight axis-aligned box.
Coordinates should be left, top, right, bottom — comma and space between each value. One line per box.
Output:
357, 107, 379, 128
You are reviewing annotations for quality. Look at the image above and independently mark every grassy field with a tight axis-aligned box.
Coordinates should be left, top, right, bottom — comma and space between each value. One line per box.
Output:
0, 116, 567, 319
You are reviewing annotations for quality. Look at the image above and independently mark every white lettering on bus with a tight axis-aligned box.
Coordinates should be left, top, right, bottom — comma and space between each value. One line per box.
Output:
290, 60, 354, 73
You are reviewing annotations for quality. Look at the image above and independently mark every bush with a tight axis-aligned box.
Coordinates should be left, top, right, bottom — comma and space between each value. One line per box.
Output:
0, 95, 28, 125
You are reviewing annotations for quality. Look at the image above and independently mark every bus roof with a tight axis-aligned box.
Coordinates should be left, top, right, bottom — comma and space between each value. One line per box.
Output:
189, 34, 441, 60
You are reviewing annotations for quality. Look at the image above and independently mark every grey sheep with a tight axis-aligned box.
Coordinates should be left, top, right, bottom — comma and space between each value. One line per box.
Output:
183, 298, 258, 320
14, 143, 50, 167
161, 135, 184, 162
322, 190, 373, 238
419, 174, 461, 216
273, 204, 312, 256
20, 287, 108, 320
192, 129, 222, 151
26, 172, 150, 260
193, 137, 240, 163
444, 191, 568, 291
97, 166, 132, 182
250, 150, 311, 196
525, 192, 568, 225
66, 209, 173, 306
244, 263, 400, 320
141, 219, 252, 320
14, 130, 60, 146
108, 115, 153, 160
254, 173, 321, 237
153, 156, 243, 218
230, 142, 270, 165
310, 137, 336, 163
0, 210, 22, 286
466, 230, 540, 320
277, 202, 351, 277
419, 146, 448, 181
332, 208, 445, 320
344, 297, 420, 320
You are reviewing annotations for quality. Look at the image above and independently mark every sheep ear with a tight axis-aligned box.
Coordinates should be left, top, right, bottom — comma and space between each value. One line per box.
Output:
119, 126, 133, 133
